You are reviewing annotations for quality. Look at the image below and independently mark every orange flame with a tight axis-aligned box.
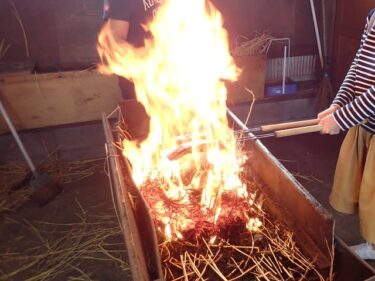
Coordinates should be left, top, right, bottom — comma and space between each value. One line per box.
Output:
98, 0, 261, 239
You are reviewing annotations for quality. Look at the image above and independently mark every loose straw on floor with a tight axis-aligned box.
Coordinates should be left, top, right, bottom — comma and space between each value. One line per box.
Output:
0, 199, 129, 280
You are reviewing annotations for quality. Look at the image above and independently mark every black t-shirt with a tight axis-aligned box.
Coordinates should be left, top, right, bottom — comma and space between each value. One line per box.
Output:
106, 0, 162, 47
104, 0, 162, 99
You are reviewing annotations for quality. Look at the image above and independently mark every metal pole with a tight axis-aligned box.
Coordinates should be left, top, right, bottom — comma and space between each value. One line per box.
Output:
282, 45, 287, 94
310, 0, 324, 69
0, 100, 37, 175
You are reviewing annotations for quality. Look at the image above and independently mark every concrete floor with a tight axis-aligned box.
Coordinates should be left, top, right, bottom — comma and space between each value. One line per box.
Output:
0, 171, 132, 281
0, 102, 375, 279
0, 121, 133, 280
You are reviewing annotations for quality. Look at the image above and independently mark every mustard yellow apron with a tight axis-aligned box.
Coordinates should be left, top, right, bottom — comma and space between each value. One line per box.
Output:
330, 126, 375, 243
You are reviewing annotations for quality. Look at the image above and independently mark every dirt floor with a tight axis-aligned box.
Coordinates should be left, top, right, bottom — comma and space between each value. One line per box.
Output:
0, 129, 374, 280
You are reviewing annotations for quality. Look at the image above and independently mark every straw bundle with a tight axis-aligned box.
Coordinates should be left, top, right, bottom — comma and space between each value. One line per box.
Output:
231, 33, 273, 57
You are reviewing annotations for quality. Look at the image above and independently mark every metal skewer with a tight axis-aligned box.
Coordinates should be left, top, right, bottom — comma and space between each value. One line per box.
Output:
226, 108, 319, 133
167, 124, 322, 161
168, 109, 322, 161
175, 116, 319, 145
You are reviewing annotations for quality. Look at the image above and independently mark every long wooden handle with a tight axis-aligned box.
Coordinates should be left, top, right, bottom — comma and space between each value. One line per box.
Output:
274, 125, 323, 138
260, 119, 319, 132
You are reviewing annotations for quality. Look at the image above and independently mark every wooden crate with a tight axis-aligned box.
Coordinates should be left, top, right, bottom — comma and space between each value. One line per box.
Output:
0, 69, 122, 134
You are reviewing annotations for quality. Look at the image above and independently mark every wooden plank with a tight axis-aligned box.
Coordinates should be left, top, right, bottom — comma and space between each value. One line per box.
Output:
0, 70, 122, 133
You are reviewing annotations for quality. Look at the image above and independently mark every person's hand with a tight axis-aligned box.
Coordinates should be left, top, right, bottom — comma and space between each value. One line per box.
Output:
319, 114, 341, 135
317, 104, 340, 120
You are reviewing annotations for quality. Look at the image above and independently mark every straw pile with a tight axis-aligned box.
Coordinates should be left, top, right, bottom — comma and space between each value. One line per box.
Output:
0, 158, 104, 213
231, 33, 273, 57
159, 221, 328, 281
0, 155, 130, 280
0, 200, 129, 281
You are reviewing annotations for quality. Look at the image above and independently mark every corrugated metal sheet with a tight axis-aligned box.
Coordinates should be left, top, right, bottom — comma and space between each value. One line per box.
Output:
265, 55, 317, 81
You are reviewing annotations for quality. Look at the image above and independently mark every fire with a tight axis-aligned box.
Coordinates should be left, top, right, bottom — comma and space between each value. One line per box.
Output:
98, 0, 261, 239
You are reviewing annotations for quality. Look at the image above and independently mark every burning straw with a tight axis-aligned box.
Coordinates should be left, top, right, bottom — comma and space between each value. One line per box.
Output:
138, 155, 332, 281
98, 0, 332, 278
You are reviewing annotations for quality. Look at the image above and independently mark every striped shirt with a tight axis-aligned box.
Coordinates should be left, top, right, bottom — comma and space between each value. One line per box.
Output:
332, 9, 375, 133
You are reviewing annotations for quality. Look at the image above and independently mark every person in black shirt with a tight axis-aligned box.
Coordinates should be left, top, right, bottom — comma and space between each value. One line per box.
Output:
102, 0, 162, 99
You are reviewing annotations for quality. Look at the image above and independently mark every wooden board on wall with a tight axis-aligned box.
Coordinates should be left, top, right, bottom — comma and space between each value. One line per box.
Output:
0, 70, 122, 134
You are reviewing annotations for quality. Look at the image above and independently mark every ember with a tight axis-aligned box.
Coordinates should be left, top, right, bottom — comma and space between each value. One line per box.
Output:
139, 154, 260, 241
138, 154, 327, 280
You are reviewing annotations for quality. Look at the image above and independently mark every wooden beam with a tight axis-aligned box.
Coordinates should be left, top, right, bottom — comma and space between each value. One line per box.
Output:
0, 70, 122, 133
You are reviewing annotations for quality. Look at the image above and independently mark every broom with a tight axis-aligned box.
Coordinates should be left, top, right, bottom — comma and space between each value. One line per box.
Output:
310, 0, 334, 111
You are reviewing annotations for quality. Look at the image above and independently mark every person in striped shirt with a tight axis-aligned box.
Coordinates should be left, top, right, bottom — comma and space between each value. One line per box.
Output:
318, 9, 375, 260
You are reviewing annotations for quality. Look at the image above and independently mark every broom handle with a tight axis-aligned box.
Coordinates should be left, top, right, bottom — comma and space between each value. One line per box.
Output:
274, 125, 323, 138
260, 118, 319, 132
310, 0, 324, 69
0, 100, 37, 175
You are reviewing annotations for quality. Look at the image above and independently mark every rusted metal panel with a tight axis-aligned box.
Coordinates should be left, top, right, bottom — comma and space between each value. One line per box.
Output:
102, 113, 163, 281
102, 102, 375, 281
228, 109, 333, 269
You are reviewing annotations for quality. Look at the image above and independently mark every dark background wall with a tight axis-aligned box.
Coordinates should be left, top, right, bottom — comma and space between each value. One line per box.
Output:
333, 0, 375, 92
214, 0, 318, 56
0, 0, 103, 72
0, 0, 319, 72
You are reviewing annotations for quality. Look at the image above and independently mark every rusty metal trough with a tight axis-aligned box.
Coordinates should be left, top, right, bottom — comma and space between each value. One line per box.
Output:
102, 100, 375, 281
